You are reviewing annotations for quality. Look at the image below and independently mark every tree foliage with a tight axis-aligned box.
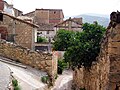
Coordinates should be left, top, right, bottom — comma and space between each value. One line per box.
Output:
53, 29, 75, 51
53, 23, 106, 69
64, 23, 106, 68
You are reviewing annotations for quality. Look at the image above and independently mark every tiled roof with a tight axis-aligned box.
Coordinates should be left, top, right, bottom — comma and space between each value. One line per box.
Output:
38, 23, 54, 31
36, 8, 63, 11
54, 17, 82, 27
1, 11, 39, 28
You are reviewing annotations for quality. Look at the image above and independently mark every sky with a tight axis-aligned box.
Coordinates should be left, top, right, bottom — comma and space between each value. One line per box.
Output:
5, 0, 120, 17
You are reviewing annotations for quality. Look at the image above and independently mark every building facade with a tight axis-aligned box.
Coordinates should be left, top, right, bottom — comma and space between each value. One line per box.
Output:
54, 17, 83, 32
0, 12, 38, 50
24, 9, 64, 24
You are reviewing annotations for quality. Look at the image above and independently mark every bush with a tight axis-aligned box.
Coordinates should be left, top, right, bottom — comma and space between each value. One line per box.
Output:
12, 79, 20, 90
12, 79, 18, 87
57, 59, 68, 74
64, 23, 106, 69
14, 86, 20, 90
37, 36, 47, 43
41, 76, 49, 84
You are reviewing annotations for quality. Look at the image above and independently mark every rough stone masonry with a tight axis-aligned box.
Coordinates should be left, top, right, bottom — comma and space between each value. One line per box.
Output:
0, 40, 58, 84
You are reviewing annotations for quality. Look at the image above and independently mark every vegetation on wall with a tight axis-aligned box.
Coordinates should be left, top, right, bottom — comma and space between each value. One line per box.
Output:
37, 36, 47, 43
53, 22, 106, 69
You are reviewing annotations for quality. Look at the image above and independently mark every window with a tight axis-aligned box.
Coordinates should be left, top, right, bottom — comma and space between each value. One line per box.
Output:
37, 32, 42, 36
54, 11, 56, 14
47, 31, 49, 34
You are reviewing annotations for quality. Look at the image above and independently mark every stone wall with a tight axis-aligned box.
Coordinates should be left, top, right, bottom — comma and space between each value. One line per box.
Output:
0, 40, 58, 82
35, 9, 49, 24
73, 59, 110, 90
108, 24, 120, 89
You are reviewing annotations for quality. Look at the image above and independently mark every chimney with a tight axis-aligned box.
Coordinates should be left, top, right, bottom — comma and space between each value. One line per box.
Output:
0, 0, 4, 11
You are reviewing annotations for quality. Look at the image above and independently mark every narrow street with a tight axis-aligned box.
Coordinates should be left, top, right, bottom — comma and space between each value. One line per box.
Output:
0, 57, 48, 90
52, 70, 73, 90
0, 56, 73, 90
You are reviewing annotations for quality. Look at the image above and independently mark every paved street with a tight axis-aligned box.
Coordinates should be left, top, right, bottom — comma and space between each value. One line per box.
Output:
52, 70, 73, 90
0, 56, 73, 90
6, 64, 47, 90
0, 61, 11, 90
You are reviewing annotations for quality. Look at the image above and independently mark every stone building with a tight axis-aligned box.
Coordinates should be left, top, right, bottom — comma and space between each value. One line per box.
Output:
0, 11, 39, 50
13, 8, 23, 17
24, 8, 64, 24
24, 9, 64, 40
23, 9, 64, 51
2, 0, 14, 16
54, 17, 83, 32
0, 0, 23, 17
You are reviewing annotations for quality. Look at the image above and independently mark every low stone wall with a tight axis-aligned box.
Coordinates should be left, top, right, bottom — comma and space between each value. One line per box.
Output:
108, 24, 120, 89
73, 58, 110, 90
0, 40, 58, 82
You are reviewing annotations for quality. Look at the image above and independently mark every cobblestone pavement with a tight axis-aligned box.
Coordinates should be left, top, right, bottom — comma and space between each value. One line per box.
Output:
0, 61, 11, 90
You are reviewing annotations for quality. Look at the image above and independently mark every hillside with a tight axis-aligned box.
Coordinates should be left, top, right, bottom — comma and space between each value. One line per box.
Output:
65, 14, 110, 27
76, 14, 109, 27
76, 14, 110, 27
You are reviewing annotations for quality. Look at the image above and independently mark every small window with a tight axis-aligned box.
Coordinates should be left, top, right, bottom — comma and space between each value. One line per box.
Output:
37, 32, 42, 36
47, 31, 49, 34
37, 32, 42, 35
54, 11, 56, 14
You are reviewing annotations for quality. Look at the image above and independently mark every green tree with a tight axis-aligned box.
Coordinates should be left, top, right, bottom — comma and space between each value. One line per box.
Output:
53, 29, 75, 51
64, 23, 106, 68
